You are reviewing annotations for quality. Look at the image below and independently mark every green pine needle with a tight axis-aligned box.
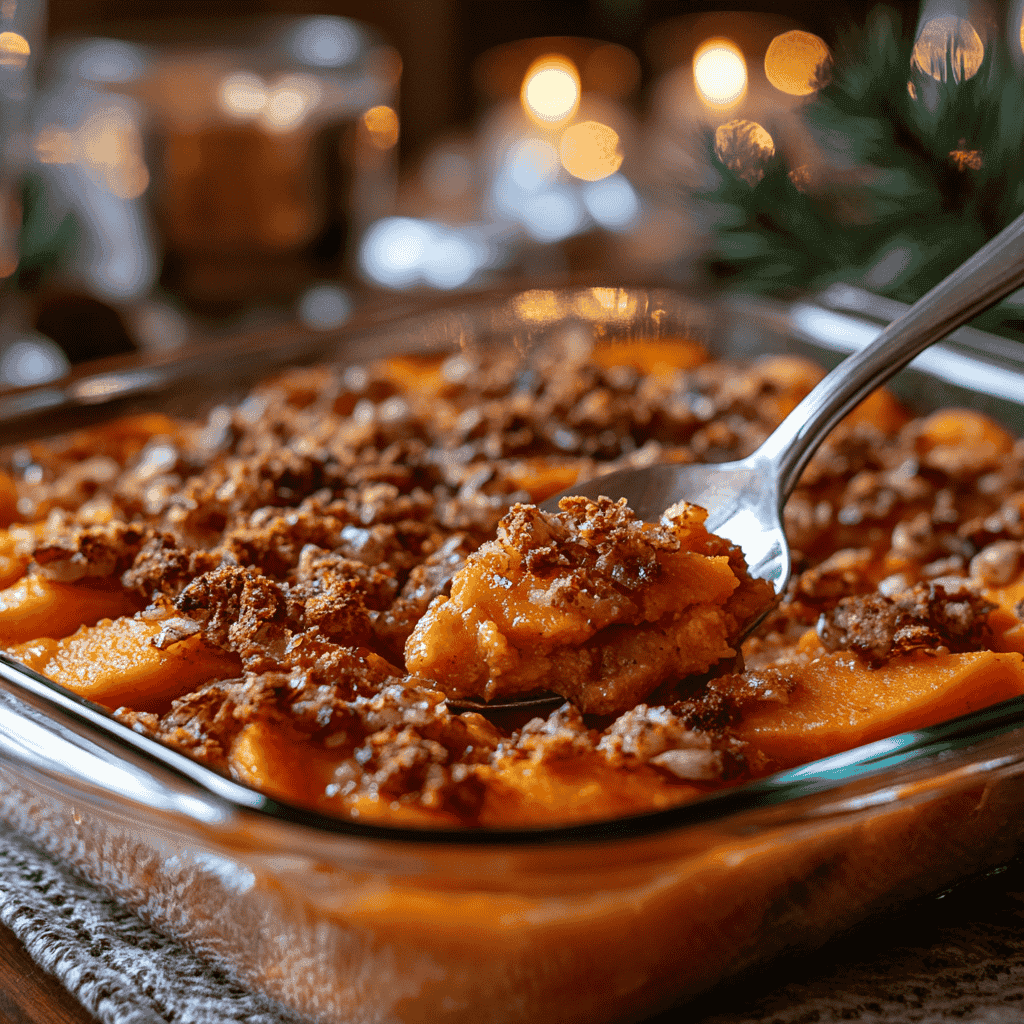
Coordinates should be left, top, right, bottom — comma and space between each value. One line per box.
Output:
696, 3, 1024, 340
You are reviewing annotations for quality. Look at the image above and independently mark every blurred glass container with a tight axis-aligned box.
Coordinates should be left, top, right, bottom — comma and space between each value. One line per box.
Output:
33, 17, 400, 319
0, 0, 69, 391
360, 36, 649, 295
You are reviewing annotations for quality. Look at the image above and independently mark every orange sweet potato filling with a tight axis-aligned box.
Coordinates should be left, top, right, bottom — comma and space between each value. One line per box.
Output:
0, 575, 141, 647
8, 611, 241, 712
727, 635, 1024, 770
0, 530, 29, 590
0, 472, 17, 528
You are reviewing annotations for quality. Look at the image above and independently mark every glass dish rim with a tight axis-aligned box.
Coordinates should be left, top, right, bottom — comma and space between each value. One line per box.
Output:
3, 282, 1024, 850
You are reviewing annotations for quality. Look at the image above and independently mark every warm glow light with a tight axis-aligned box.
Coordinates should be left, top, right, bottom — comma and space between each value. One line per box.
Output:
949, 139, 982, 170
80, 107, 150, 199
521, 55, 580, 126
574, 288, 638, 321
0, 31, 30, 70
559, 120, 623, 181
218, 72, 267, 119
714, 119, 775, 186
513, 289, 564, 322
34, 126, 76, 164
35, 110, 150, 199
764, 30, 832, 96
263, 74, 321, 132
693, 39, 747, 108
363, 105, 399, 149
911, 16, 984, 83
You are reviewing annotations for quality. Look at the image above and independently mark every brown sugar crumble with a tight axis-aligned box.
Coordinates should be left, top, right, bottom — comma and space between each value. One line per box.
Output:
4, 341, 1024, 827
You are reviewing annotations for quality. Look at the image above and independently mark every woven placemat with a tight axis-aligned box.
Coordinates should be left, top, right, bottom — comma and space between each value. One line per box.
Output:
5, 814, 1024, 1024
0, 821, 304, 1024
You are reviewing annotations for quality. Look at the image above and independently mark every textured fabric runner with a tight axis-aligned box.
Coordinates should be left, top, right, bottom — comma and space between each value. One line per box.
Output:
0, 821, 304, 1024
4, 815, 1024, 1024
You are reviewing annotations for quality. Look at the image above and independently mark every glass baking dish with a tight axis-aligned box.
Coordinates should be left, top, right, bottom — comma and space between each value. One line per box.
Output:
3, 285, 1024, 1024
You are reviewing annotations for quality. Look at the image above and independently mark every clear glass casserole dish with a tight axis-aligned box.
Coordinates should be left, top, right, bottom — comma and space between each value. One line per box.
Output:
2, 285, 1024, 1024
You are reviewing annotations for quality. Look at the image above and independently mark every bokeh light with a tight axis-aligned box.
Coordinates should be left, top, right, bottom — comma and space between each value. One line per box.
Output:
693, 39, 747, 108
69, 39, 144, 84
508, 138, 560, 192
79, 106, 150, 199
518, 187, 586, 242
714, 119, 775, 186
289, 16, 361, 68
764, 30, 832, 96
217, 72, 268, 119
359, 217, 486, 290
36, 106, 150, 200
363, 105, 399, 149
559, 120, 623, 181
263, 74, 321, 132
521, 55, 581, 126
911, 16, 984, 83
0, 335, 69, 388
297, 283, 352, 329
0, 31, 30, 71
360, 217, 432, 288
581, 173, 640, 230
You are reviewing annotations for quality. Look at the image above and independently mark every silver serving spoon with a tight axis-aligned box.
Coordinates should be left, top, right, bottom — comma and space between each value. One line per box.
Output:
450, 211, 1024, 714
548, 209, 1024, 589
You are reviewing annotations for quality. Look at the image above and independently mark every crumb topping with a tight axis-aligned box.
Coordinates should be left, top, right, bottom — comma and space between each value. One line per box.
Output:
3, 345, 1022, 827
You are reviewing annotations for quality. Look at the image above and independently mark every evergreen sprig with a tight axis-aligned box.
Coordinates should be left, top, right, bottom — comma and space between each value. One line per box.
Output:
696, 3, 1024, 338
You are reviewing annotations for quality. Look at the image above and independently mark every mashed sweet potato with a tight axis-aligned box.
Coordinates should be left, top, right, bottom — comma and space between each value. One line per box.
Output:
407, 497, 772, 715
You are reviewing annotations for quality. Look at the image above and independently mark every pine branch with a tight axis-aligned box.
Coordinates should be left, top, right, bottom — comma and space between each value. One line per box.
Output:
693, 2, 1024, 340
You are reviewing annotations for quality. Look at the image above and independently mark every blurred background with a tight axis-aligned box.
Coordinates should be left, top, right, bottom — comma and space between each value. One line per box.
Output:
1, 0, 1022, 387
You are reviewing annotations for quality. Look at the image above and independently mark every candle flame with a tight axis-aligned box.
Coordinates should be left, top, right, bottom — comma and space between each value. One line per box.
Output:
693, 39, 747, 109
521, 55, 580, 127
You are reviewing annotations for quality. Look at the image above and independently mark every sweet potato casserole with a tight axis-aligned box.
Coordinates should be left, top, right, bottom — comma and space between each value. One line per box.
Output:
3, 334, 1024, 829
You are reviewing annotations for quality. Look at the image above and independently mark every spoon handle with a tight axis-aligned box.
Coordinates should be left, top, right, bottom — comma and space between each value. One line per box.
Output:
757, 209, 1024, 503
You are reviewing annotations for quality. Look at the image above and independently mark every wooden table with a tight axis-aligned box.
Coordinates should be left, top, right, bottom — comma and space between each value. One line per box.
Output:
0, 919, 97, 1024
